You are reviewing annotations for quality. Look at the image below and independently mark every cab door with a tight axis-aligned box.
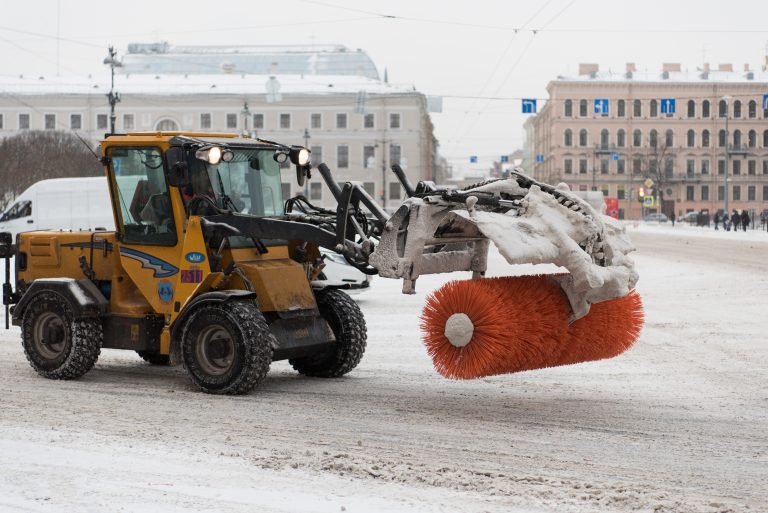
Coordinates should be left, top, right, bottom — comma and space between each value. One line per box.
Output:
108, 146, 184, 314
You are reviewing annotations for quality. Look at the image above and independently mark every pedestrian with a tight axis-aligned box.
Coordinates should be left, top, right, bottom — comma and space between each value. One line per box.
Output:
741, 210, 749, 232
714, 212, 720, 230
671, 213, 675, 227
723, 212, 730, 231
732, 210, 740, 232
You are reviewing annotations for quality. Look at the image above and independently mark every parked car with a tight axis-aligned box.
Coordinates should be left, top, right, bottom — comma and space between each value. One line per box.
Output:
678, 211, 698, 223
643, 213, 669, 223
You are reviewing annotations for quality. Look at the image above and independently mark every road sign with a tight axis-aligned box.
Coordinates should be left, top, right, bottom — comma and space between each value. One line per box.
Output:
594, 99, 609, 115
763, 94, 768, 110
469, 156, 478, 164
644, 178, 654, 188
660, 98, 676, 114
500, 155, 509, 163
643, 196, 655, 207
611, 152, 619, 161
522, 99, 537, 114
535, 154, 545, 163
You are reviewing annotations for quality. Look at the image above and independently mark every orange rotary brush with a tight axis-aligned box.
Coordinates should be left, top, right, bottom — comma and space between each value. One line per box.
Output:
420, 275, 569, 379
420, 276, 644, 379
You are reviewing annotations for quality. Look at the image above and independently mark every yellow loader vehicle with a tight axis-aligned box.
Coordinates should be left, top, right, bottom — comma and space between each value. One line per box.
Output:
0, 132, 638, 394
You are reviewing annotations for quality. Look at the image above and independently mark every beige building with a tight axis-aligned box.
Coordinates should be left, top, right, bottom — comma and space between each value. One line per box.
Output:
527, 62, 768, 221
0, 44, 439, 211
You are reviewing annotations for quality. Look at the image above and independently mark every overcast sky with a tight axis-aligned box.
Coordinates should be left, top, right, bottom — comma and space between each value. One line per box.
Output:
1, 0, 766, 174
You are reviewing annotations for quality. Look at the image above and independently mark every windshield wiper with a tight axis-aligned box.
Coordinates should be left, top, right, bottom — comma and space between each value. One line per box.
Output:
215, 168, 239, 213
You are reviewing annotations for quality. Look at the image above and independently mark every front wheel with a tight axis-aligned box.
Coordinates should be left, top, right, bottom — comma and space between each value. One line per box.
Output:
180, 300, 275, 395
289, 289, 367, 377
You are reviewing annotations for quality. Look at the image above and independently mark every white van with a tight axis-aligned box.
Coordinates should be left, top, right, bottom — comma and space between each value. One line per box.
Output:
0, 177, 114, 238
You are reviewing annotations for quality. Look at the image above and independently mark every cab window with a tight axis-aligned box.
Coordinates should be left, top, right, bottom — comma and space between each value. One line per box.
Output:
109, 147, 177, 245
0, 200, 32, 222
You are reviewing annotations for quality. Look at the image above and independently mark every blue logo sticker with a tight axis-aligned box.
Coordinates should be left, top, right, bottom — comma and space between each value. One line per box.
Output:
185, 252, 206, 263
157, 281, 173, 303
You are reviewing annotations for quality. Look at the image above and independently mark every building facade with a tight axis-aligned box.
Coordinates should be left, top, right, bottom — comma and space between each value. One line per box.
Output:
528, 63, 768, 221
0, 44, 438, 211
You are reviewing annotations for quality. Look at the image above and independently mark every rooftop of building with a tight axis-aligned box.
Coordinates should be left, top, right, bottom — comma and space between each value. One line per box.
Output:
553, 62, 768, 84
121, 42, 381, 80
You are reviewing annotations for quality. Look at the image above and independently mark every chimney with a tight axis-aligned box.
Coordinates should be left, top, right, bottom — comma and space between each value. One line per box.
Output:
625, 62, 637, 73
662, 63, 681, 73
578, 63, 599, 76
717, 63, 733, 72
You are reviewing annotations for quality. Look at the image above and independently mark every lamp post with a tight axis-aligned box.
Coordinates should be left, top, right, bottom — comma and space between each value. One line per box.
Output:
103, 46, 122, 135
722, 95, 731, 216
303, 128, 311, 197
241, 102, 251, 136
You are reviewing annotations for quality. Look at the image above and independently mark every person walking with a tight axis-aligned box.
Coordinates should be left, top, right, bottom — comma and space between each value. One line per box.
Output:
723, 212, 731, 231
714, 212, 720, 230
732, 210, 740, 232
741, 210, 750, 232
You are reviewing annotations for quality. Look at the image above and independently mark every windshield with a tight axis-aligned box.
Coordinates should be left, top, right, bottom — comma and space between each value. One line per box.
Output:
190, 148, 284, 217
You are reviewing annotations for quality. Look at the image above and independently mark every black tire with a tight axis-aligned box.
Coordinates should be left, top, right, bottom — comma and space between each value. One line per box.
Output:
180, 300, 274, 395
289, 289, 367, 377
136, 351, 170, 366
21, 291, 102, 380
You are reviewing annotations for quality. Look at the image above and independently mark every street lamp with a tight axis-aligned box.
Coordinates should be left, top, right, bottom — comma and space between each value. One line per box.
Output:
722, 95, 731, 216
303, 128, 311, 197
103, 46, 122, 135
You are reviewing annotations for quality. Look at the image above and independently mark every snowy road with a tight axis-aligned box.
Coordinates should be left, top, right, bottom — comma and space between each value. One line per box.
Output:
1, 228, 766, 513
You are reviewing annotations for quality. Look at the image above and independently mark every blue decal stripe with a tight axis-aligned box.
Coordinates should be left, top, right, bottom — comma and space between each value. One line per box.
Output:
119, 247, 179, 278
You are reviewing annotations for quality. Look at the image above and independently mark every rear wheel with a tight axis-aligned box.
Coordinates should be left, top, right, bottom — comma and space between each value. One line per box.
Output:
21, 292, 102, 380
289, 289, 367, 377
136, 351, 170, 366
180, 300, 274, 395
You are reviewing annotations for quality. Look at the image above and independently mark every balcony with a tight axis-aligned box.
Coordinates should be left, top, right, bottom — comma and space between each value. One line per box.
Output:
594, 143, 616, 154
726, 144, 748, 156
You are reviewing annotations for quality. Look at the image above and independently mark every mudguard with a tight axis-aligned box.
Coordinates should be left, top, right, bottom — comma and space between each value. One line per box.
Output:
11, 278, 109, 325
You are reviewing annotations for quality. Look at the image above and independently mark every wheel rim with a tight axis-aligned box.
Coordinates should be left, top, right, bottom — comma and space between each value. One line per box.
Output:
195, 324, 236, 376
33, 312, 67, 360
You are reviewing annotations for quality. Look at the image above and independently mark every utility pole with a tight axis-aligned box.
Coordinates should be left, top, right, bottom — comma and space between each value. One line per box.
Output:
379, 139, 388, 211
722, 95, 731, 216
103, 46, 122, 135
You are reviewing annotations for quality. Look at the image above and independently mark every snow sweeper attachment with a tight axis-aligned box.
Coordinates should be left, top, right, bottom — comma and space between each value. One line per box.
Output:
348, 165, 644, 379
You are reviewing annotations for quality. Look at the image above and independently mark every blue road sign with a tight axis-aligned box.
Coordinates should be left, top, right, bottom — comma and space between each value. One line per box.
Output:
535, 154, 545, 163
500, 155, 509, 163
522, 99, 537, 114
469, 155, 478, 164
763, 94, 768, 110
661, 98, 676, 114
643, 196, 654, 207
594, 99, 609, 115
611, 152, 619, 161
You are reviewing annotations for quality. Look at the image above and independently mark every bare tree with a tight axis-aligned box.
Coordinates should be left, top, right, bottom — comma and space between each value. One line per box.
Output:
0, 131, 102, 211
637, 137, 674, 214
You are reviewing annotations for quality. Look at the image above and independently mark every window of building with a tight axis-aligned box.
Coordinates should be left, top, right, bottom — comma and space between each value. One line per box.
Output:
664, 157, 674, 178
733, 129, 742, 148
748, 130, 757, 148
617, 99, 625, 117
600, 159, 609, 174
617, 159, 625, 174
564, 99, 573, 117
764, 130, 768, 147
718, 129, 726, 147
649, 129, 658, 148
579, 159, 587, 174
310, 182, 322, 201
389, 182, 401, 200
96, 114, 107, 130
600, 129, 609, 147
579, 99, 587, 117
633, 129, 641, 147
123, 114, 134, 131
718, 159, 725, 175
156, 118, 178, 131
686, 186, 694, 201
0, 113, 3, 130
390, 144, 402, 166
564, 159, 573, 174
748, 160, 756, 175
363, 182, 375, 197
363, 145, 376, 168
749, 100, 757, 118
633, 99, 642, 117
702, 129, 710, 147
578, 129, 588, 147
70, 114, 82, 130
686, 159, 695, 176
337, 145, 349, 168
310, 145, 322, 167
748, 185, 756, 201
764, 160, 768, 175
600, 184, 609, 197
733, 100, 742, 118
764, 185, 768, 200
564, 129, 573, 147
687, 129, 695, 147
718, 185, 724, 201
719, 99, 727, 118
617, 129, 626, 147
650, 99, 658, 117
279, 113, 291, 129
649, 158, 658, 174
665, 129, 674, 147
44, 114, 55, 130
702, 100, 710, 118
310, 113, 322, 129
364, 113, 375, 129
253, 113, 264, 129
701, 159, 710, 175
226, 113, 237, 129
701, 185, 709, 201
633, 158, 642, 174
336, 113, 347, 129
389, 113, 401, 129
200, 113, 211, 129
687, 100, 696, 118
732, 159, 741, 175
617, 185, 625, 199
733, 185, 741, 201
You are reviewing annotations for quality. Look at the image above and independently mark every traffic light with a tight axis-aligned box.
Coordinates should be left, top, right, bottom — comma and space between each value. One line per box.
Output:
638, 187, 645, 203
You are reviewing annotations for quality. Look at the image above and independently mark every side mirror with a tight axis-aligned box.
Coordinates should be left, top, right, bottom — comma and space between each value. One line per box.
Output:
164, 147, 188, 187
